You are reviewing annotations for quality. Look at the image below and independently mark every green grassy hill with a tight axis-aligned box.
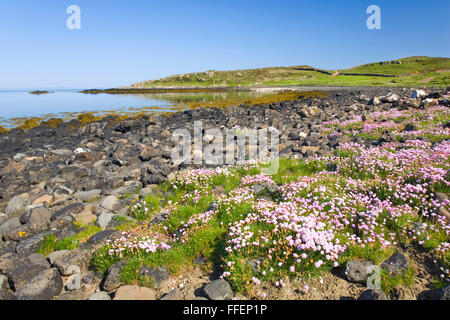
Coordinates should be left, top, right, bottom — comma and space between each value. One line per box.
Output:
132, 56, 449, 88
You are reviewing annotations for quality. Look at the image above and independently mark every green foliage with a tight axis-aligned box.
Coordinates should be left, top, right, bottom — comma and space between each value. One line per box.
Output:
37, 225, 102, 256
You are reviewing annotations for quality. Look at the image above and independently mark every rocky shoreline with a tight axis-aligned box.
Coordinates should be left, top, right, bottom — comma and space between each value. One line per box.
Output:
0, 86, 449, 300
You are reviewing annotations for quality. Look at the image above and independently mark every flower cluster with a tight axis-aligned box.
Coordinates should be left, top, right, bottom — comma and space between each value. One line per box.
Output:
106, 231, 171, 259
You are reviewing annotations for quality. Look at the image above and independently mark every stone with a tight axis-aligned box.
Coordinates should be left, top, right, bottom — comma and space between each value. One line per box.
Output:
50, 249, 90, 276
5, 194, 30, 216
381, 252, 408, 276
403, 123, 417, 132
56, 291, 89, 300
203, 279, 234, 300
13, 268, 63, 300
96, 211, 115, 229
113, 285, 156, 300
16, 232, 53, 256
8, 262, 50, 291
381, 92, 399, 103
411, 89, 426, 99
0, 289, 13, 300
50, 149, 73, 157
89, 291, 111, 300
358, 289, 388, 300
2, 224, 32, 242
27, 253, 51, 268
20, 203, 51, 230
73, 189, 102, 202
344, 260, 377, 283
88, 230, 120, 245
400, 98, 420, 108
160, 288, 181, 300
301, 146, 320, 154
0, 213, 7, 225
369, 97, 381, 105
139, 266, 170, 289
75, 210, 97, 225
0, 252, 22, 275
47, 250, 69, 265
31, 194, 54, 206
139, 147, 158, 161
0, 274, 10, 290
51, 203, 84, 222
100, 196, 121, 212
13, 153, 26, 162
0, 217, 21, 234
103, 262, 124, 292
82, 271, 95, 284
440, 285, 450, 300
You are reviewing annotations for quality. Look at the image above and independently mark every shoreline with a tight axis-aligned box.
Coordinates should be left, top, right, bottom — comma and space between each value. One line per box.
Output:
0, 86, 449, 300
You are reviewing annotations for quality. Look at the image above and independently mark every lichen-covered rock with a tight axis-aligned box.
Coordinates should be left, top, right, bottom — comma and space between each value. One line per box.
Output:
203, 279, 233, 300
13, 268, 63, 300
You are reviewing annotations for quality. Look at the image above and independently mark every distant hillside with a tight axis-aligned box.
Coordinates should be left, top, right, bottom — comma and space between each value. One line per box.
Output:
131, 56, 450, 88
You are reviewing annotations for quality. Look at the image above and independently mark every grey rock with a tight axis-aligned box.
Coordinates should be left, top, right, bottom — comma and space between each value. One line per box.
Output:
0, 217, 21, 234
103, 262, 124, 292
50, 149, 73, 157
381, 252, 408, 276
55, 291, 90, 300
0, 213, 8, 225
96, 211, 115, 230
440, 285, 450, 300
13, 268, 63, 300
345, 260, 376, 283
160, 288, 181, 300
50, 249, 90, 276
110, 182, 141, 197
47, 250, 70, 266
139, 266, 170, 289
82, 272, 95, 284
89, 291, 111, 300
27, 253, 51, 269
88, 229, 120, 245
51, 203, 83, 222
16, 232, 54, 256
13, 153, 26, 162
203, 279, 234, 300
9, 262, 50, 291
0, 274, 10, 290
20, 203, 51, 229
100, 196, 120, 212
0, 252, 22, 275
5, 195, 29, 216
73, 189, 102, 202
358, 289, 388, 300
0, 289, 13, 300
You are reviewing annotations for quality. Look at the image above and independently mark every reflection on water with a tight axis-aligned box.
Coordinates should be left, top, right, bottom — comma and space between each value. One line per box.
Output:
0, 89, 269, 128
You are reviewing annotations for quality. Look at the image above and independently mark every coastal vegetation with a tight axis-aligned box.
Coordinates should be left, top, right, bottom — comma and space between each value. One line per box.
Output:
131, 57, 449, 88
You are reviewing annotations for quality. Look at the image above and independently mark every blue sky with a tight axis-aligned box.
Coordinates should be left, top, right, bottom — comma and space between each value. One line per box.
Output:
1, 0, 449, 89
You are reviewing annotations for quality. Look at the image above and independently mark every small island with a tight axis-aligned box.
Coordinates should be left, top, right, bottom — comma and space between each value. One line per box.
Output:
29, 90, 50, 94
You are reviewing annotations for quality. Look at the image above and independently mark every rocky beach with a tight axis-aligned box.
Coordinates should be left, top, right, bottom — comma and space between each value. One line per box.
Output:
0, 86, 449, 301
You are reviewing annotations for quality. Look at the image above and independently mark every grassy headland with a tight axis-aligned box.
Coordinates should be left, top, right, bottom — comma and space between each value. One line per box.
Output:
131, 56, 449, 88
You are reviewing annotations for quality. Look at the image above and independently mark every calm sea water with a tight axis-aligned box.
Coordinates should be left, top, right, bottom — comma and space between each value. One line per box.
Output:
0, 89, 264, 128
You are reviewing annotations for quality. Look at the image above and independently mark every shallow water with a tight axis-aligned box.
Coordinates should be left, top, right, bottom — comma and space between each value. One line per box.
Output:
0, 89, 267, 128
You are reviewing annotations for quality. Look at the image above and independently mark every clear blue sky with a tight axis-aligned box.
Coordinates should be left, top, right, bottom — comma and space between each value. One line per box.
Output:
1, 0, 449, 89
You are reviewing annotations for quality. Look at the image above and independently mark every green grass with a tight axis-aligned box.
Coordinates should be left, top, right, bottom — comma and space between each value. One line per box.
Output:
132, 56, 449, 88
37, 225, 102, 256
